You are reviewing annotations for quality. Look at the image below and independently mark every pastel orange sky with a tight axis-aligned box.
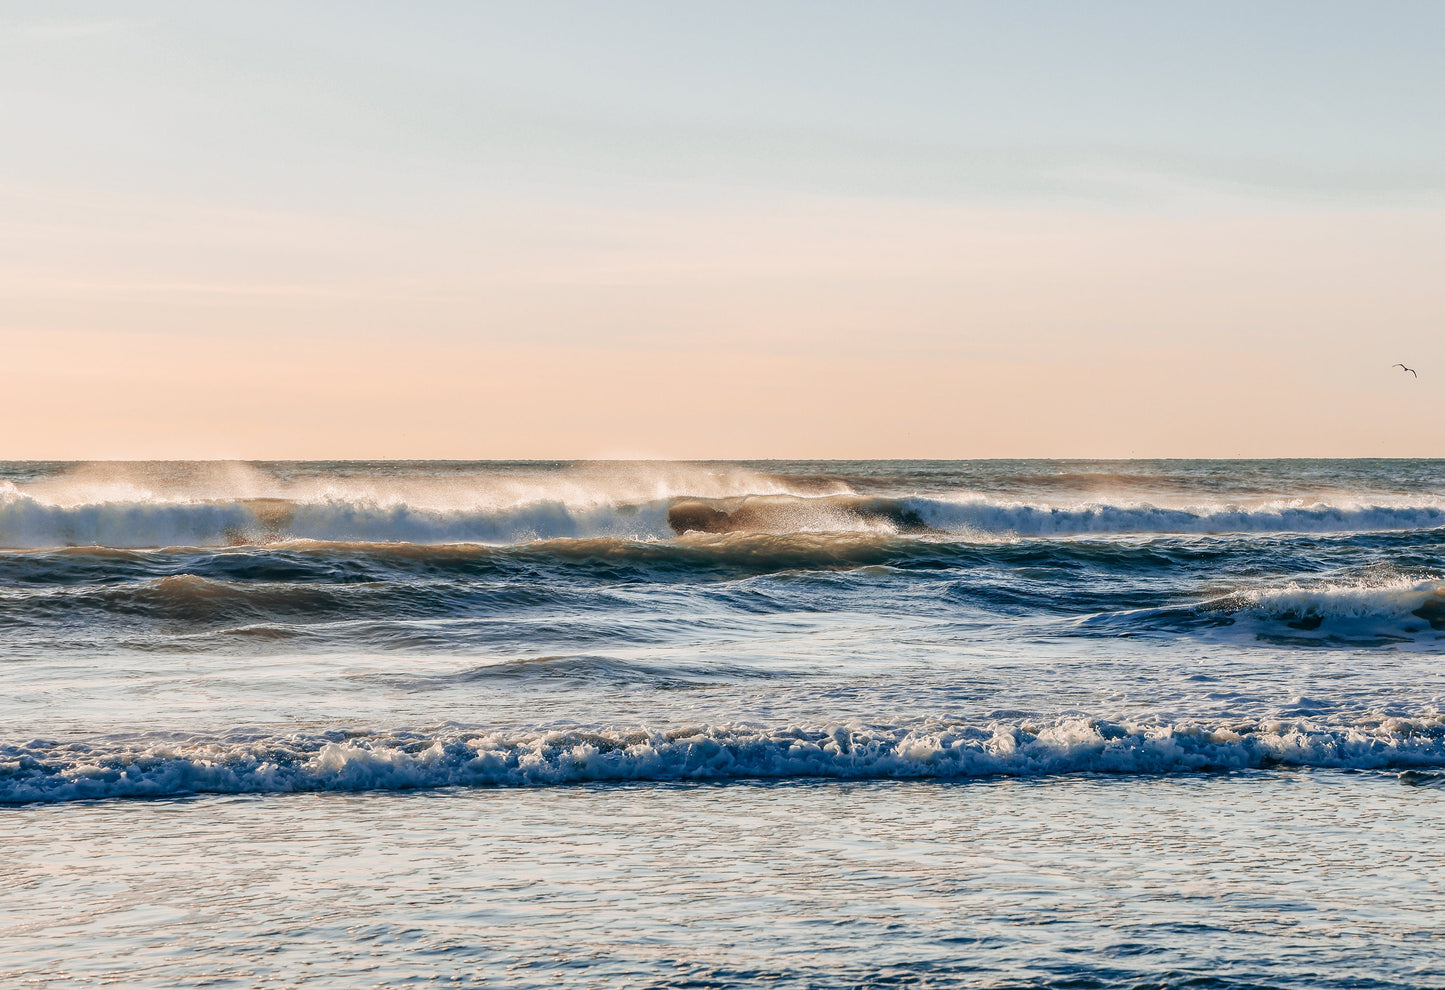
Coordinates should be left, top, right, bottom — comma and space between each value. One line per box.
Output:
3, 3, 1442, 458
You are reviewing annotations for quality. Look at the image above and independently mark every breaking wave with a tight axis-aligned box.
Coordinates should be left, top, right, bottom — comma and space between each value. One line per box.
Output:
0, 494, 681, 548
1080, 578, 1445, 645
4, 490, 1445, 548
909, 498, 1445, 537
5, 714, 1444, 804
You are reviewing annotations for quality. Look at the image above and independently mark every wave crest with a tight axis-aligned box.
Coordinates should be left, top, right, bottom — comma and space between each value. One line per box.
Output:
1080, 578, 1445, 645
4, 490, 1445, 549
909, 497, 1445, 537
5, 714, 1443, 803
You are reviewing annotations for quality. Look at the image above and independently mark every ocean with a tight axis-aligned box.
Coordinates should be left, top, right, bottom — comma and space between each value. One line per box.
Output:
2, 459, 1443, 988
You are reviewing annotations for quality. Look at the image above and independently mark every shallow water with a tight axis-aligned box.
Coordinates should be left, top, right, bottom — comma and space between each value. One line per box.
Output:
4, 774, 1442, 988
2, 459, 1443, 985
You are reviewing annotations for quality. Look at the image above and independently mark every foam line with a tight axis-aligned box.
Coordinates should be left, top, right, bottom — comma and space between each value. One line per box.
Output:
5, 714, 1443, 803
4, 491, 1445, 548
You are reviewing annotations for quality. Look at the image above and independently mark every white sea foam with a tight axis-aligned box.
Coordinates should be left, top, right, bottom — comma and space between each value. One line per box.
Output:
907, 496, 1445, 537
3, 461, 1443, 547
1079, 575, 1445, 643
0, 495, 682, 547
3, 489, 1445, 548
0, 461, 846, 547
1235, 577, 1445, 621
5, 715, 1443, 803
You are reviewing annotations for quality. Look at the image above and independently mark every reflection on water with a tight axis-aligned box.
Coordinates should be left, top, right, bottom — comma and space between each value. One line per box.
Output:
4, 460, 1445, 984
3, 774, 1441, 988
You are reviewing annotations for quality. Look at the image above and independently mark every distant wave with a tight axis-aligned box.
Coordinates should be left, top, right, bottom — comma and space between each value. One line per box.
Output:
4, 713, 1443, 803
0, 495, 678, 548
907, 497, 1445, 538
676, 494, 1445, 538
4, 489, 1445, 549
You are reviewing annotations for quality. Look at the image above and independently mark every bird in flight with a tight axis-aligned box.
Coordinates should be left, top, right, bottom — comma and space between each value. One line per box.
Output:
1393, 363, 1418, 378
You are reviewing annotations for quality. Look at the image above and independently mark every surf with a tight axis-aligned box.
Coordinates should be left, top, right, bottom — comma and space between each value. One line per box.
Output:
6, 712, 1444, 804
1078, 576, 1445, 646
5, 491, 1445, 549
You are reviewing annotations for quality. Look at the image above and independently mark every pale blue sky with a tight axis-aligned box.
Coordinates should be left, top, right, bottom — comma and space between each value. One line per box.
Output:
6, 1, 1444, 210
2, 2, 1443, 457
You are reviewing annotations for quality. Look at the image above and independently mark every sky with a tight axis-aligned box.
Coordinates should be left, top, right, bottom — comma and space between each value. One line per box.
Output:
2, 0, 1442, 459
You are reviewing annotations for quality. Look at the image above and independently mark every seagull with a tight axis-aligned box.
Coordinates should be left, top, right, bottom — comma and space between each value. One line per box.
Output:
1393, 363, 1418, 378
